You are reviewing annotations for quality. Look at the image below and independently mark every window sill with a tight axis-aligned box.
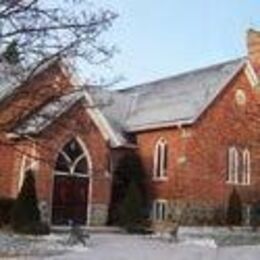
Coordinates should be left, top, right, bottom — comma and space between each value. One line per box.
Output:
104, 170, 111, 178
152, 177, 168, 182
54, 171, 90, 178
226, 181, 250, 186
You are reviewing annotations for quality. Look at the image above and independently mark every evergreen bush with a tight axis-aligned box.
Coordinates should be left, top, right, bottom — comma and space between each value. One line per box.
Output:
108, 152, 150, 231
226, 188, 242, 226
118, 181, 143, 229
11, 170, 49, 234
0, 198, 15, 227
3, 40, 20, 64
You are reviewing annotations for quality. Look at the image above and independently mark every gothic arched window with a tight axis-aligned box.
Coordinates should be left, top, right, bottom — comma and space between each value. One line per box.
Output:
243, 149, 251, 185
55, 139, 89, 176
153, 138, 168, 179
228, 146, 238, 183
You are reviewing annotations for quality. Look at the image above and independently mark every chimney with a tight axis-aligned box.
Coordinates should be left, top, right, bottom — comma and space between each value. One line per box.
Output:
247, 29, 260, 75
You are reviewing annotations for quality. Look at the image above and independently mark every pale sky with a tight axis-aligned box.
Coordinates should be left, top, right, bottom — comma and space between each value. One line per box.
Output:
68, 1, 260, 88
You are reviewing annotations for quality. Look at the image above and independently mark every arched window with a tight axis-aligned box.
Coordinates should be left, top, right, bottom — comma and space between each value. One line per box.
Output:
227, 147, 251, 186
243, 149, 251, 185
153, 138, 168, 179
228, 147, 238, 183
55, 139, 89, 176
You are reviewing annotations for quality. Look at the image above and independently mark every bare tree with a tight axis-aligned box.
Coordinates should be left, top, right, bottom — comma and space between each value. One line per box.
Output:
0, 1, 118, 172
0, 0, 117, 81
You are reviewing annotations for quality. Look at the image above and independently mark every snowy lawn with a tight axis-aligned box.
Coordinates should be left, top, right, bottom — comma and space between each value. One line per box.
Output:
50, 232, 260, 260
1, 228, 260, 259
0, 232, 75, 258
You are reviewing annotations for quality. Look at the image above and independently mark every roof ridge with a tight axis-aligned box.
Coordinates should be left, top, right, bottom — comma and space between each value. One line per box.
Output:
119, 57, 245, 93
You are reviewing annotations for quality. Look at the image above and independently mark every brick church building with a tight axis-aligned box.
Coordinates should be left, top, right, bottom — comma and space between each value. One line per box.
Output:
1, 29, 260, 226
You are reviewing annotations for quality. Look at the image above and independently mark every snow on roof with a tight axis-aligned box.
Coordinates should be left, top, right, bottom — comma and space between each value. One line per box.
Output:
0, 57, 64, 105
117, 57, 245, 131
86, 86, 134, 147
0, 61, 24, 102
14, 91, 83, 135
6, 57, 246, 147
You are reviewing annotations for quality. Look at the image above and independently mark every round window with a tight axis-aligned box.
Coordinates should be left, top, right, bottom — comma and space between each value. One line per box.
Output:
235, 89, 246, 105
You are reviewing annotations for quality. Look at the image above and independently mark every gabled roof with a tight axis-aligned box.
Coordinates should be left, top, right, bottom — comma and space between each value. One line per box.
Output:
5, 57, 248, 148
87, 86, 133, 144
114, 57, 246, 131
0, 57, 129, 148
0, 57, 66, 107
11, 87, 131, 148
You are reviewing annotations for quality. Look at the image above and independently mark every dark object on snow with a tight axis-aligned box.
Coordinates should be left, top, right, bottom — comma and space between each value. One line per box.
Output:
11, 170, 49, 234
226, 188, 242, 226
67, 220, 89, 246
168, 223, 179, 243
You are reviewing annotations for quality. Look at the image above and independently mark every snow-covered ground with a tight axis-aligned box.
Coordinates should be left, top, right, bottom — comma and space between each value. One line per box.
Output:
50, 232, 260, 260
1, 228, 260, 259
0, 232, 73, 258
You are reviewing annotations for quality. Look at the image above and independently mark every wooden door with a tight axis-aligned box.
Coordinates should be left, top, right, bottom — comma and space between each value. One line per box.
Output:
52, 175, 89, 225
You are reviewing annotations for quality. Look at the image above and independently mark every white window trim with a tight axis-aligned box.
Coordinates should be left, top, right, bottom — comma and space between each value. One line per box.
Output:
18, 143, 39, 191
18, 154, 27, 191
55, 138, 91, 177
227, 146, 238, 184
153, 138, 168, 181
52, 136, 93, 226
227, 147, 251, 186
245, 60, 259, 88
243, 149, 251, 185
152, 199, 168, 222
54, 170, 90, 178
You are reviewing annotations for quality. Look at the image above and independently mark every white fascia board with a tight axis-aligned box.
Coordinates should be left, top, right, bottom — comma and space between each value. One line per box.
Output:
193, 60, 246, 123
127, 119, 193, 133
245, 59, 259, 87
84, 91, 124, 148
59, 59, 124, 148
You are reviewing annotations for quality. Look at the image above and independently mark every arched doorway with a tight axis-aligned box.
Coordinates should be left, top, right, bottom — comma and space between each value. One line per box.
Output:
52, 138, 90, 225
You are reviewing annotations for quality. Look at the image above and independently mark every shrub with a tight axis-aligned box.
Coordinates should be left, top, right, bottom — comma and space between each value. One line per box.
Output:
226, 188, 242, 226
11, 170, 49, 234
0, 198, 15, 226
108, 152, 150, 230
250, 202, 260, 229
118, 181, 144, 229
15, 222, 50, 235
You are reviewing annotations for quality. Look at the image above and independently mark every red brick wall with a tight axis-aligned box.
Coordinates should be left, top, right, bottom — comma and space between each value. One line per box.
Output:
0, 63, 112, 225
32, 102, 112, 210
135, 68, 260, 211
0, 62, 74, 199
0, 137, 18, 198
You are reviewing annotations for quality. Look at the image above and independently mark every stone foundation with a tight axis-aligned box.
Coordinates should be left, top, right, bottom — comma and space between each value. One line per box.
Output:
90, 204, 108, 226
39, 200, 50, 224
166, 201, 255, 226
167, 201, 226, 226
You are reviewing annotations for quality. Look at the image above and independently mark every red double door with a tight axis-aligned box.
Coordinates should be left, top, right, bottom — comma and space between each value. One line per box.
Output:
52, 175, 89, 225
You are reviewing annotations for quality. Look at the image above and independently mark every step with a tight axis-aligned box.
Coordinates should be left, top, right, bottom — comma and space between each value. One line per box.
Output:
51, 225, 124, 234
